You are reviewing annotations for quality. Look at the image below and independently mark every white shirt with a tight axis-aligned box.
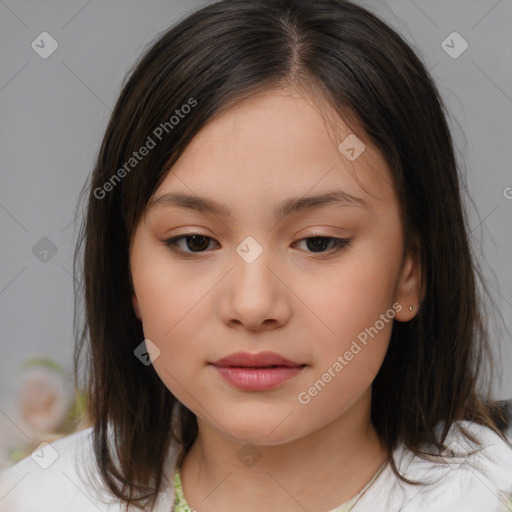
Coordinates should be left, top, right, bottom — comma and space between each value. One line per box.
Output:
1, 419, 512, 511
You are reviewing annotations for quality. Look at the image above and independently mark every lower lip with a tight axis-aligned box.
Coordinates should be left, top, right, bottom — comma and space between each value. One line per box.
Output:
211, 365, 305, 391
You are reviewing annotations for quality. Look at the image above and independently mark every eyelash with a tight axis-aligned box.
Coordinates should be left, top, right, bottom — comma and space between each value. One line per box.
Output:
163, 233, 352, 257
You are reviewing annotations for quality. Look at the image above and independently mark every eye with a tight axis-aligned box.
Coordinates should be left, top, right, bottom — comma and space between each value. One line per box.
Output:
293, 236, 351, 254
164, 234, 219, 254
163, 233, 351, 256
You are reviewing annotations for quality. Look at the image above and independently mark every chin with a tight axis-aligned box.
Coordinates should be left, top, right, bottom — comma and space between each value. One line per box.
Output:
220, 413, 304, 446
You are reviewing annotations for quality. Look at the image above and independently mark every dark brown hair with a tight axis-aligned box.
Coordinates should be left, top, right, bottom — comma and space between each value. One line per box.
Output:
73, 0, 511, 509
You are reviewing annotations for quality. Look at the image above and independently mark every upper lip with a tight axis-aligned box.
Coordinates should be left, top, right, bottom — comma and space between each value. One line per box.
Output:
211, 351, 305, 368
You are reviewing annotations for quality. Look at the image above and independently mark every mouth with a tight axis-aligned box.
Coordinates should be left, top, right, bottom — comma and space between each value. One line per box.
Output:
213, 364, 306, 369
210, 363, 307, 391
210, 350, 305, 368
209, 351, 307, 390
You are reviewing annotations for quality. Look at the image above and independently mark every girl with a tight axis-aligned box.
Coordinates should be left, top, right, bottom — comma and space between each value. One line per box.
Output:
1, 0, 512, 510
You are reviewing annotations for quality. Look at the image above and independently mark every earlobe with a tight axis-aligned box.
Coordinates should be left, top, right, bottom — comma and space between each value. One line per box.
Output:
393, 243, 424, 322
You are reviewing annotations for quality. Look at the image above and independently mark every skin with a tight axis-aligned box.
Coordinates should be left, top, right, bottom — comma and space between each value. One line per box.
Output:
129, 87, 422, 512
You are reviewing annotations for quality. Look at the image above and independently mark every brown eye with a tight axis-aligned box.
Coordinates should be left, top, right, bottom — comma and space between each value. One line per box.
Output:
164, 234, 218, 254
294, 236, 351, 254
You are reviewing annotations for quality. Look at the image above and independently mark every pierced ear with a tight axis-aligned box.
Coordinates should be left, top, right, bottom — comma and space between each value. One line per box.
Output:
132, 295, 142, 321
393, 239, 425, 322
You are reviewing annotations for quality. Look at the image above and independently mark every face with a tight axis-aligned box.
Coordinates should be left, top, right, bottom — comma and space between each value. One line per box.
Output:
129, 87, 421, 446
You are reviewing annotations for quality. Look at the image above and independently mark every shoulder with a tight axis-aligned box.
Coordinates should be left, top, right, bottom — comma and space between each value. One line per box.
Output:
0, 426, 178, 512
359, 419, 512, 511
0, 427, 106, 512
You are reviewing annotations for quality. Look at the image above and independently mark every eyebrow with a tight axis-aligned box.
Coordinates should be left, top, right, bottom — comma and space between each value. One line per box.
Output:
147, 190, 371, 219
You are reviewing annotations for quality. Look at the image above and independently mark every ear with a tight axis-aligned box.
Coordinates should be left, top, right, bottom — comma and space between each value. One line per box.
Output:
393, 238, 425, 322
132, 295, 142, 321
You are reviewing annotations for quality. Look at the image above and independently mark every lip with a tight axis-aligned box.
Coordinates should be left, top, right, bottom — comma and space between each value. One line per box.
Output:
210, 351, 306, 391
211, 351, 303, 368
212, 366, 306, 391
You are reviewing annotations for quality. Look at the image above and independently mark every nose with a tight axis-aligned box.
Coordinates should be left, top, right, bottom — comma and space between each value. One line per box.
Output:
217, 242, 292, 332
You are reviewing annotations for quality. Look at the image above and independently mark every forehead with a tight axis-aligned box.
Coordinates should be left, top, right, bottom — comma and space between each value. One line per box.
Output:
148, 88, 396, 219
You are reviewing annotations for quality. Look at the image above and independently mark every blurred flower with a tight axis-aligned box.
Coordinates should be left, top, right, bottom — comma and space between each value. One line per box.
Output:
0, 357, 91, 466
17, 360, 71, 434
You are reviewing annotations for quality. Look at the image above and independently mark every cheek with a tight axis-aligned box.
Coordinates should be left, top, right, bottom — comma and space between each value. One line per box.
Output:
132, 251, 206, 336
294, 241, 398, 381
131, 254, 213, 394
298, 253, 398, 340
295, 310, 391, 424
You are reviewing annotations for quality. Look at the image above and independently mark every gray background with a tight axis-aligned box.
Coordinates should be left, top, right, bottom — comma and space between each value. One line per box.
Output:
1, 0, 511, 454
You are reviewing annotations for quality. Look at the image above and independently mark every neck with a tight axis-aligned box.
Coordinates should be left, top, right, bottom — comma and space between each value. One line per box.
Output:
178, 389, 387, 512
